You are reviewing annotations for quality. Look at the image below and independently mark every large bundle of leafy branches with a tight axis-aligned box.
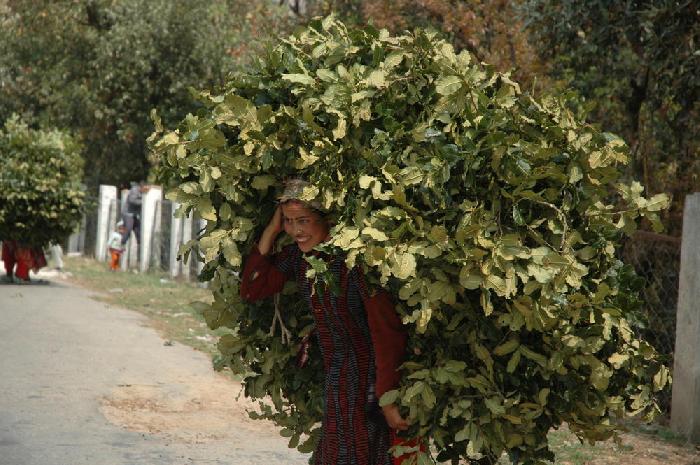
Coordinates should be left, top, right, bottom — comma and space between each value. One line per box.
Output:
151, 17, 670, 465
0, 116, 85, 248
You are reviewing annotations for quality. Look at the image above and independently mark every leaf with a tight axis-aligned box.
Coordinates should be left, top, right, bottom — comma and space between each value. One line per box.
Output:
527, 263, 557, 284
455, 423, 472, 442
493, 338, 520, 356
379, 389, 400, 406
485, 397, 506, 416
221, 237, 241, 267
391, 251, 417, 279
507, 350, 521, 373
333, 226, 360, 249
480, 289, 494, 316
435, 76, 463, 96
316, 68, 337, 82
428, 225, 448, 243
520, 346, 547, 368
459, 266, 482, 289
484, 273, 507, 296
653, 365, 670, 392
332, 117, 347, 140
295, 147, 319, 168
281, 73, 315, 86
161, 132, 179, 145
359, 175, 377, 189
590, 363, 613, 391
365, 69, 387, 88
404, 381, 425, 402
251, 175, 276, 190
197, 198, 217, 221
300, 185, 320, 202
219, 203, 232, 221
608, 353, 629, 369
362, 227, 388, 241
644, 193, 670, 212
421, 384, 437, 408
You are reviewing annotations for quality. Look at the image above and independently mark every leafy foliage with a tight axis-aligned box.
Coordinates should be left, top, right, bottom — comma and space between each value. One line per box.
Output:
0, 116, 85, 248
152, 18, 670, 465
283, 0, 549, 91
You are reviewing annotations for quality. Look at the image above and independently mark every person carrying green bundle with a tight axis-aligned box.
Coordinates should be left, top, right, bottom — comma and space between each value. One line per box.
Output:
240, 179, 418, 465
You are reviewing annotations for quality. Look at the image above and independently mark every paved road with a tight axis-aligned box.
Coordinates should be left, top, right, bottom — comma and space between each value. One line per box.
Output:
0, 277, 307, 465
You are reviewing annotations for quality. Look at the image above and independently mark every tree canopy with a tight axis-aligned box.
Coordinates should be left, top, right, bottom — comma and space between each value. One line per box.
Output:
0, 0, 291, 187
0, 115, 85, 248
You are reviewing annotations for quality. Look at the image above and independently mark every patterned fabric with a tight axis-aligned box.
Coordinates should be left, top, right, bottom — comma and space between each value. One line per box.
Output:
241, 244, 407, 465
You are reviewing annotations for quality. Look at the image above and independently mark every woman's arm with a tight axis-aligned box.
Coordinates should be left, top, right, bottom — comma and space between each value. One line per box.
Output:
240, 207, 292, 301
239, 246, 289, 301
257, 206, 283, 255
363, 288, 410, 431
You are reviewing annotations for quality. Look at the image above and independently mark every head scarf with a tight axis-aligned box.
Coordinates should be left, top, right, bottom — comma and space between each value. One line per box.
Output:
277, 178, 322, 210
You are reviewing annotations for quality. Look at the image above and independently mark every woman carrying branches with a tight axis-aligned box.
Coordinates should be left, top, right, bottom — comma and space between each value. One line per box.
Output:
240, 179, 413, 465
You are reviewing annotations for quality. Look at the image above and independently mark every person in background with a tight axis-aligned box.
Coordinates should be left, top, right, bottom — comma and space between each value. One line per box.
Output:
1, 240, 47, 284
108, 221, 126, 271
120, 181, 149, 246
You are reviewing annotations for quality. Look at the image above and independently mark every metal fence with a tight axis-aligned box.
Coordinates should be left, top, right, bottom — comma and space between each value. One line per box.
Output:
622, 230, 681, 413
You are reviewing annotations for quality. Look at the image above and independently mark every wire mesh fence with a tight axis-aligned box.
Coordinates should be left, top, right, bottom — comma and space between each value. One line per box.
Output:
622, 230, 681, 414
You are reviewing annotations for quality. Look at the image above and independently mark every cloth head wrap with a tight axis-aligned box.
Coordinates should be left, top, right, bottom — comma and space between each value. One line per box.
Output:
277, 178, 322, 210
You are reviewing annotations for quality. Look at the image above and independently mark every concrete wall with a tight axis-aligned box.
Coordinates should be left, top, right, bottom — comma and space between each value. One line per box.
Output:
67, 186, 203, 281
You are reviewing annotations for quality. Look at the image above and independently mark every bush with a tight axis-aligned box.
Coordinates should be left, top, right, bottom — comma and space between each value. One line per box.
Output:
0, 116, 85, 248
151, 17, 670, 465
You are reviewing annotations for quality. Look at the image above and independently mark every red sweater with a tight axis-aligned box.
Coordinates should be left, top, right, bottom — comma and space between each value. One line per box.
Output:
240, 245, 407, 398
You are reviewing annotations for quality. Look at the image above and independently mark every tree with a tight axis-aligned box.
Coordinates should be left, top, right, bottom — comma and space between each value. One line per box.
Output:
0, 0, 292, 187
152, 18, 669, 464
0, 115, 85, 248
521, 0, 700, 235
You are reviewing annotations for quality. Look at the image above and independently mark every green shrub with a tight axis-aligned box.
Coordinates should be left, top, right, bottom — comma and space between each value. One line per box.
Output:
0, 116, 85, 248
151, 17, 670, 465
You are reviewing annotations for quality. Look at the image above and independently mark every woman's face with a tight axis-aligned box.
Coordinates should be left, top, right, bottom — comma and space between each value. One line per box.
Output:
281, 201, 329, 252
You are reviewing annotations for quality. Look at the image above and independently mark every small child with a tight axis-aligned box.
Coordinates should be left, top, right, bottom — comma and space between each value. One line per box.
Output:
107, 222, 126, 271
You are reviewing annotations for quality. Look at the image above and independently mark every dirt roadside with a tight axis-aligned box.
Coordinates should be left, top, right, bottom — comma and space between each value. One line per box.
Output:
0, 272, 306, 465
12, 262, 698, 465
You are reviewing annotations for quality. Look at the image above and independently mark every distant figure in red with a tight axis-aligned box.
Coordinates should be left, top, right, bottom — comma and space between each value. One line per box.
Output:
240, 179, 416, 465
107, 221, 127, 271
1, 240, 47, 283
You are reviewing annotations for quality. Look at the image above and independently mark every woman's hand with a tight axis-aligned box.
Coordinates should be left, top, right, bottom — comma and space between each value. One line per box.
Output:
381, 403, 409, 431
258, 206, 284, 255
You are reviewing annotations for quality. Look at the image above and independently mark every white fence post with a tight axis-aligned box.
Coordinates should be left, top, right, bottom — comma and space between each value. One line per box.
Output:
94, 185, 117, 261
139, 187, 162, 272
672, 193, 700, 442
121, 233, 138, 271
